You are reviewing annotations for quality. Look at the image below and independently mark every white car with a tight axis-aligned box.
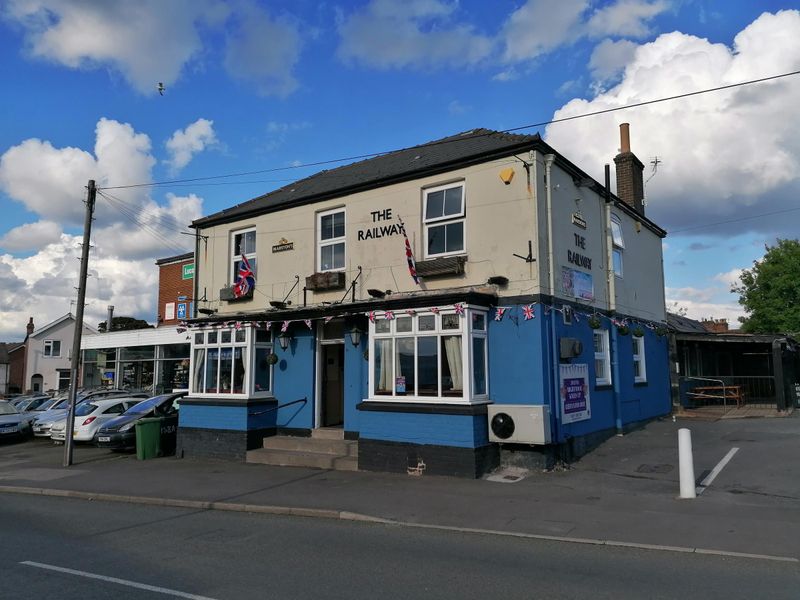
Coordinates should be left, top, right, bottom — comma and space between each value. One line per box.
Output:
50, 398, 142, 443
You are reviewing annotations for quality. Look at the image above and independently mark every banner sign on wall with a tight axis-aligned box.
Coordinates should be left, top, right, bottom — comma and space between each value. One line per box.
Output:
561, 267, 594, 301
560, 363, 591, 424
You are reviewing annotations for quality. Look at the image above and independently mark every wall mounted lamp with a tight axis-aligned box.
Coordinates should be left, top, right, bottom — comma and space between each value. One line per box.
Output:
348, 327, 362, 348
278, 331, 292, 351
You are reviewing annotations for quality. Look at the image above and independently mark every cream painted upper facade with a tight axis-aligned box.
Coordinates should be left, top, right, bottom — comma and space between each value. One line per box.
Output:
195, 150, 666, 322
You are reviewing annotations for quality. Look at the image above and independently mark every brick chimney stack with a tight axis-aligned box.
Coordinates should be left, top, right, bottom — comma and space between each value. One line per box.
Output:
614, 123, 645, 215
26, 317, 34, 336
702, 318, 729, 333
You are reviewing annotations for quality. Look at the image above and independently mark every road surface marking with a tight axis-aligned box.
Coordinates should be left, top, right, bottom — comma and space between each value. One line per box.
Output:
20, 561, 218, 600
696, 447, 739, 495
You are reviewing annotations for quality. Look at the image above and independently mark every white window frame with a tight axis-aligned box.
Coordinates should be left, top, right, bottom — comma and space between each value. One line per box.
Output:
632, 335, 647, 383
189, 325, 273, 398
611, 214, 624, 278
230, 227, 257, 285
593, 329, 611, 386
317, 207, 346, 272
367, 306, 488, 404
423, 182, 466, 258
44, 340, 61, 357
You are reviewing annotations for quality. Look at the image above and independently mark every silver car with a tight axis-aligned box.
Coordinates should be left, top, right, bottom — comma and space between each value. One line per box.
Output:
0, 401, 35, 440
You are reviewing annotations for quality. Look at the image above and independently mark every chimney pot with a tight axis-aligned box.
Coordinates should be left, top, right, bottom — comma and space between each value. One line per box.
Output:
26, 317, 34, 336
619, 123, 631, 153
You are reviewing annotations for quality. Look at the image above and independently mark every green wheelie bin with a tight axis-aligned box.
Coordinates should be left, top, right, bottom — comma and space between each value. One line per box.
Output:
135, 417, 163, 460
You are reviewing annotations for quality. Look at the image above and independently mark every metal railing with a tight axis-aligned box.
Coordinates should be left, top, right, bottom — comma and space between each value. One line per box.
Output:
679, 376, 777, 408
248, 397, 307, 417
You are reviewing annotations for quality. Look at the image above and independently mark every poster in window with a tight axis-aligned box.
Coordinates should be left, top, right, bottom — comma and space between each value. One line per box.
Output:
560, 363, 591, 424
561, 267, 594, 301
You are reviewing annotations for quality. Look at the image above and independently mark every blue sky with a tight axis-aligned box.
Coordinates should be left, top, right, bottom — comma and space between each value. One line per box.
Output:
1, 0, 799, 340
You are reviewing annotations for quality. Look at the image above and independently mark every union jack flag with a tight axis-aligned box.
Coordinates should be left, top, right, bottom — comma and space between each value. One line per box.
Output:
304, 319, 312, 329
494, 307, 507, 321
522, 305, 535, 320
454, 303, 465, 315
281, 320, 290, 333
384, 310, 395, 320
368, 311, 376, 323
398, 218, 420, 285
430, 307, 440, 314
233, 254, 255, 298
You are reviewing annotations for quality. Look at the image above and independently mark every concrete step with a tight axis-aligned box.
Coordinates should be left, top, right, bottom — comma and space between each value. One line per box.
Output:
263, 435, 358, 458
246, 448, 358, 471
311, 428, 344, 440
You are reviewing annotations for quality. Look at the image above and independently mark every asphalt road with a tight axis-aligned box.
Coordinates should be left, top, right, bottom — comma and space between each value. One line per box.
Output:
1, 494, 797, 600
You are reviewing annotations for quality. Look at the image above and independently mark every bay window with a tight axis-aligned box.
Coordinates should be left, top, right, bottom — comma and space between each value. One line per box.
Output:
191, 325, 273, 397
369, 306, 488, 403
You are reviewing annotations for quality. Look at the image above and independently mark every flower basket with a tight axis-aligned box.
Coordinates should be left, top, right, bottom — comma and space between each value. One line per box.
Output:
587, 315, 602, 329
632, 326, 644, 338
655, 325, 669, 337
617, 324, 630, 336
266, 353, 279, 365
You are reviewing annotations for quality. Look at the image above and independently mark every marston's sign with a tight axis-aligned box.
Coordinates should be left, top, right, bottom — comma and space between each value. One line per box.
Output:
272, 238, 294, 253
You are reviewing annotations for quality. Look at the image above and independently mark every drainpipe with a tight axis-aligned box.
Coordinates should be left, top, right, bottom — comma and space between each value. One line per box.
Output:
193, 230, 200, 319
604, 164, 622, 434
772, 338, 787, 411
611, 324, 623, 434
544, 154, 556, 297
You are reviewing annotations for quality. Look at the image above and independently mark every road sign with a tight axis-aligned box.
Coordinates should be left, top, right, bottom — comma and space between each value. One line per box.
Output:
177, 303, 187, 320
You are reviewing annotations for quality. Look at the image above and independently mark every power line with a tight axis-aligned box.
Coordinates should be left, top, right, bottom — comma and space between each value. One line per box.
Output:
669, 205, 800, 234
99, 69, 800, 192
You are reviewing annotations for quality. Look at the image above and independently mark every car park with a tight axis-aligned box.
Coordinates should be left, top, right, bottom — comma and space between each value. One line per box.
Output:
0, 401, 36, 441
32, 390, 147, 438
10, 394, 49, 409
50, 398, 142, 443
16, 395, 53, 413
95, 392, 186, 450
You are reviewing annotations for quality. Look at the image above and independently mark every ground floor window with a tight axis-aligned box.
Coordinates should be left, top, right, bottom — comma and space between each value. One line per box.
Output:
81, 343, 189, 394
369, 306, 488, 403
594, 330, 611, 386
633, 336, 647, 383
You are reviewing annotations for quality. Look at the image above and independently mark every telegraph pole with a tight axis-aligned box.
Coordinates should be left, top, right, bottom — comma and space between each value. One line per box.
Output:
64, 180, 96, 467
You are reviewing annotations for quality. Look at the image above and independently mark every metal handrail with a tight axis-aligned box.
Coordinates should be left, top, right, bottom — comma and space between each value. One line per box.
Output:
684, 376, 728, 407
248, 396, 307, 416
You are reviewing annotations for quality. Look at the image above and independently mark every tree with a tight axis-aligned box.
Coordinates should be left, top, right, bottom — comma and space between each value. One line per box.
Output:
97, 316, 153, 332
733, 238, 800, 334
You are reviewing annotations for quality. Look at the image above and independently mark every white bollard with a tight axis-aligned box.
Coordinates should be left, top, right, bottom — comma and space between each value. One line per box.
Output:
678, 428, 696, 499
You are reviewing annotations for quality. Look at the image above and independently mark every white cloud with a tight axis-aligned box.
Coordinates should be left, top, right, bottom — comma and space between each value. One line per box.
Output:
586, 0, 670, 39
713, 268, 745, 290
589, 38, 637, 82
3, 0, 228, 94
0, 119, 203, 340
337, 0, 493, 69
223, 2, 303, 97
0, 220, 63, 252
501, 0, 587, 63
544, 10, 800, 237
165, 118, 217, 173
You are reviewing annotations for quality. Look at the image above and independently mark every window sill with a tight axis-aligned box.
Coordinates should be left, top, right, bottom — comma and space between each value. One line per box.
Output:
634, 380, 648, 386
594, 384, 613, 391
357, 400, 489, 415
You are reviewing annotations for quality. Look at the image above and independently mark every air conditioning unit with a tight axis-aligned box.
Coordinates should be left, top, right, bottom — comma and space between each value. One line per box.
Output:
488, 404, 551, 445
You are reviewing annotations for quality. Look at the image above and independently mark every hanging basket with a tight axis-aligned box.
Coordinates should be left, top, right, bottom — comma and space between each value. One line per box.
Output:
587, 315, 602, 329
617, 324, 630, 336
266, 353, 279, 365
655, 325, 669, 337
632, 326, 644, 338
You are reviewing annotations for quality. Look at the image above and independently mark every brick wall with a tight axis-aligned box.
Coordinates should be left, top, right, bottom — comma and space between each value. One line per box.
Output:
158, 259, 194, 326
614, 152, 645, 214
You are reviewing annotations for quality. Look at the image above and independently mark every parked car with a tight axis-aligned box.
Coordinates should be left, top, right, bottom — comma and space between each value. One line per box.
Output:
50, 398, 143, 443
10, 394, 49, 409
0, 400, 36, 441
16, 395, 53, 413
32, 390, 148, 438
95, 392, 186, 450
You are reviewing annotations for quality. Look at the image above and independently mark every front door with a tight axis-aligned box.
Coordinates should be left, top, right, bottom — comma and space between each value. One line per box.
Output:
321, 344, 344, 427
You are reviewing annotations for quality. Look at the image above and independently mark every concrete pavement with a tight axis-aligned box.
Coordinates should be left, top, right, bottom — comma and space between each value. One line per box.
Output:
1, 415, 798, 562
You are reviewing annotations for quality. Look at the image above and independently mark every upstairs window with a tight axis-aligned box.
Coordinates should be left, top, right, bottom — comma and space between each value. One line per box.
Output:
44, 340, 61, 357
610, 215, 624, 277
318, 208, 346, 271
424, 183, 465, 258
231, 228, 257, 284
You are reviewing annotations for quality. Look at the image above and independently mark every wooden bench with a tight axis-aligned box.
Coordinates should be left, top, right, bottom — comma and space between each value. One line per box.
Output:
690, 385, 745, 408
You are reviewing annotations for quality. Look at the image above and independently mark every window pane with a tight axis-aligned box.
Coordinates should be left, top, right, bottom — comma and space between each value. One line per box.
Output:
204, 348, 218, 393
442, 314, 460, 330
472, 312, 486, 331
232, 347, 246, 394
254, 347, 272, 393
374, 339, 392, 395
473, 337, 486, 395
441, 335, 463, 396
321, 245, 334, 271
255, 329, 271, 343
120, 346, 155, 360
208, 331, 218, 344
595, 359, 605, 377
244, 231, 256, 254
445, 222, 464, 253
219, 347, 233, 394
634, 360, 642, 378
234, 233, 244, 255
53, 341, 61, 355
396, 317, 412, 333
332, 242, 345, 269
375, 319, 390, 334
418, 315, 435, 331
321, 214, 334, 240
195, 332, 204, 344
611, 219, 624, 247
425, 190, 444, 219
417, 337, 438, 396
221, 330, 231, 343
613, 249, 623, 276
428, 224, 445, 255
593, 333, 602, 353
395, 338, 415, 396
161, 344, 189, 359
443, 186, 463, 216
333, 212, 345, 238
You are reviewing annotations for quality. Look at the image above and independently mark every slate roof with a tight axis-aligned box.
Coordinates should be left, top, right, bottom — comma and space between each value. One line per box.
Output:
667, 312, 709, 334
155, 252, 194, 266
191, 128, 667, 236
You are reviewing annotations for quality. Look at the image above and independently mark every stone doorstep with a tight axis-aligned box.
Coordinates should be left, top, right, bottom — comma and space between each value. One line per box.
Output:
311, 428, 345, 440
246, 447, 358, 471
262, 435, 358, 458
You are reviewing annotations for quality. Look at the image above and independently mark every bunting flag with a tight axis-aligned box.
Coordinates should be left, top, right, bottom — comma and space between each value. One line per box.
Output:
233, 254, 255, 298
176, 327, 187, 334
368, 311, 376, 323
234, 321, 242, 330
454, 303, 465, 315
494, 307, 507, 321
384, 310, 395, 320
405, 309, 416, 316
281, 321, 290, 333
324, 316, 334, 323
522, 305, 535, 320
304, 319, 312, 329
397, 217, 420, 285
430, 307, 440, 314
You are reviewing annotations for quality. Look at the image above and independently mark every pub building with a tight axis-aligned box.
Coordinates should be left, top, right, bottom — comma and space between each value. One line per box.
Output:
178, 125, 670, 477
